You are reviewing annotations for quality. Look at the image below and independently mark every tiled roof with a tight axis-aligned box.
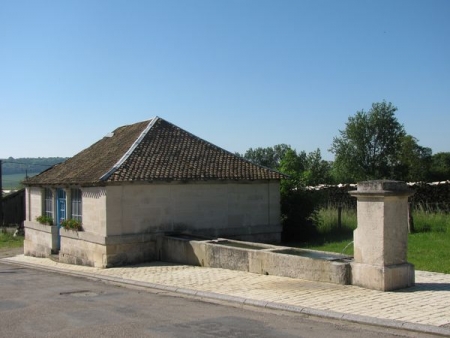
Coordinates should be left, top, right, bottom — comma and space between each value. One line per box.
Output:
24, 117, 284, 186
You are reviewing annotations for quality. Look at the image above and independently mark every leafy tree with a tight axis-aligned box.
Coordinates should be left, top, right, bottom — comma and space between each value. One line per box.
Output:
429, 152, 450, 181
330, 101, 406, 182
272, 147, 333, 241
302, 149, 333, 186
243, 144, 292, 169
395, 135, 432, 182
277, 149, 318, 241
277, 148, 307, 195
242, 144, 334, 241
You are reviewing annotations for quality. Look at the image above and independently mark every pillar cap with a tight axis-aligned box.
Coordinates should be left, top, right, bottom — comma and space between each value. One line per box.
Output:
349, 180, 413, 197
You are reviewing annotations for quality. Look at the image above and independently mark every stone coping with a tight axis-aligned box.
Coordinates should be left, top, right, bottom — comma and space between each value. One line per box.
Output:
349, 180, 414, 197
24, 221, 59, 234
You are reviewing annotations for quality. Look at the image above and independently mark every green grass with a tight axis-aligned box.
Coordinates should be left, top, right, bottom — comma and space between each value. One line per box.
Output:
408, 232, 450, 273
305, 238, 355, 256
411, 209, 450, 233
0, 232, 24, 249
2, 172, 40, 190
293, 207, 450, 274
298, 207, 356, 255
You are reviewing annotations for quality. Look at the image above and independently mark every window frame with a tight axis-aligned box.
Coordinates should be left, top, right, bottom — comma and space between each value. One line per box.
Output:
44, 188, 54, 220
71, 188, 83, 222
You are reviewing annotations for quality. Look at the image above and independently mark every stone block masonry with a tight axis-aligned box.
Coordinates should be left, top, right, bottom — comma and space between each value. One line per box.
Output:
350, 180, 415, 291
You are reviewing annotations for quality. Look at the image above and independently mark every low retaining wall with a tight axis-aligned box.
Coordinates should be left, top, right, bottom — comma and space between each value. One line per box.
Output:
58, 230, 158, 268
162, 236, 351, 285
23, 221, 59, 257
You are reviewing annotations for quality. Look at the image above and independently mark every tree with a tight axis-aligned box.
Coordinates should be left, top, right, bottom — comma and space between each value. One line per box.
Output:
277, 148, 318, 241
243, 144, 292, 169
277, 148, 307, 195
302, 149, 333, 186
429, 152, 450, 181
395, 135, 432, 182
330, 101, 406, 182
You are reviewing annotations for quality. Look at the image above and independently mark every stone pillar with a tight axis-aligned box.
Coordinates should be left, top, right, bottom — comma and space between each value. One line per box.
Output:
349, 180, 415, 291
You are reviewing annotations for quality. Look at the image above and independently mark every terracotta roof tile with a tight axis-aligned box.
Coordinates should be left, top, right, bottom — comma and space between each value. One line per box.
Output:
24, 117, 284, 186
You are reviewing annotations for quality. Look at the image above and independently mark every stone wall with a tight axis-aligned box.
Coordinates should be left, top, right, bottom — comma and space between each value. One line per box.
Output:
26, 187, 42, 222
81, 187, 107, 236
307, 181, 450, 211
105, 181, 282, 242
409, 181, 450, 211
23, 180, 282, 268
58, 230, 157, 268
23, 221, 59, 257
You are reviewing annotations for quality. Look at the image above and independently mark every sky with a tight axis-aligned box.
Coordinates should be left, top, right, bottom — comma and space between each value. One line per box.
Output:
1, 0, 449, 161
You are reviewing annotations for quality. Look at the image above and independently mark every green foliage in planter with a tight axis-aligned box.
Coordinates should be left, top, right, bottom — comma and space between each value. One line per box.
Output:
36, 215, 54, 225
61, 219, 83, 231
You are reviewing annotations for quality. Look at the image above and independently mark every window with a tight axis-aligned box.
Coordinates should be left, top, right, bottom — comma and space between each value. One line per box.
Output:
71, 189, 82, 222
44, 188, 53, 219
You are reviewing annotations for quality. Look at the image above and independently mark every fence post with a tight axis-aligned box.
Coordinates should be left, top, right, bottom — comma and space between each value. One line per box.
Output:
408, 202, 414, 233
337, 205, 342, 230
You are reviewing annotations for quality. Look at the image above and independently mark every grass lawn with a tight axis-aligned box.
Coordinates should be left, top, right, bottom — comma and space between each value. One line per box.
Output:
408, 232, 450, 273
0, 232, 24, 249
2, 172, 40, 190
302, 236, 354, 256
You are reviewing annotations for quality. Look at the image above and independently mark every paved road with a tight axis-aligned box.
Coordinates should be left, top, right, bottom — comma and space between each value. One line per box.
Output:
0, 262, 440, 338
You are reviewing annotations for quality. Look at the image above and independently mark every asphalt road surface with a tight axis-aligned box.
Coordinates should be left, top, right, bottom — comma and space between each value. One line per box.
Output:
0, 262, 440, 338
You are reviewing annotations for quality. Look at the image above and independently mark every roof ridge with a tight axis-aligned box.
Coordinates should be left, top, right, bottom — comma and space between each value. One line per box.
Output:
99, 117, 159, 181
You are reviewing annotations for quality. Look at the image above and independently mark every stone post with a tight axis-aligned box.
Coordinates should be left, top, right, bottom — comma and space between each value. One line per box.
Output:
349, 180, 415, 291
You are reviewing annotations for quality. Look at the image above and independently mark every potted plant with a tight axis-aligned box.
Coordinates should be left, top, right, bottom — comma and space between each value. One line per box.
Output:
36, 215, 54, 225
60, 219, 83, 231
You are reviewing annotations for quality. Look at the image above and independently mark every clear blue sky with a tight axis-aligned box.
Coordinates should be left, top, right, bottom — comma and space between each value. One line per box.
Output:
1, 0, 449, 161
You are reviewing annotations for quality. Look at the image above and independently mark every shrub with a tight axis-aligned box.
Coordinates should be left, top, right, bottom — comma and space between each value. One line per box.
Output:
60, 219, 82, 231
281, 189, 321, 242
36, 215, 54, 225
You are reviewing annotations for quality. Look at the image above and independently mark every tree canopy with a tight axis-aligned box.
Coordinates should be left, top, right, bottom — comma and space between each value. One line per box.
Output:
243, 145, 332, 190
242, 144, 292, 169
429, 152, 450, 181
329, 101, 433, 182
330, 101, 404, 181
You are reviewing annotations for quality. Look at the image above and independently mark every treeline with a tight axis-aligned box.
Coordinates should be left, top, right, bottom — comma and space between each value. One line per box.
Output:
238, 101, 450, 241
1, 157, 68, 175
239, 101, 450, 186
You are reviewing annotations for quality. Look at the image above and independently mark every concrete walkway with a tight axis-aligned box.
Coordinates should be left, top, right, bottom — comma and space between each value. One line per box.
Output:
2, 255, 450, 336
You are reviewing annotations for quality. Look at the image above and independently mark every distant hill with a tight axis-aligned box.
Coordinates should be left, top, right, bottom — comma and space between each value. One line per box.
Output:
1, 157, 68, 175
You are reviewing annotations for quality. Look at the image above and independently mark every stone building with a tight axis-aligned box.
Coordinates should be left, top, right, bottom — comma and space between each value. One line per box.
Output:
23, 117, 283, 267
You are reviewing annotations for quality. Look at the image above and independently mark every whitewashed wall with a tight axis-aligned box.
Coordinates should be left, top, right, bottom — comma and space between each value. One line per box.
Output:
26, 187, 42, 222
104, 181, 281, 238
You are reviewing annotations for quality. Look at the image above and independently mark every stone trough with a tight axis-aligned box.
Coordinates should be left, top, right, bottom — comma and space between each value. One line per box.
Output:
161, 235, 352, 285
159, 180, 416, 291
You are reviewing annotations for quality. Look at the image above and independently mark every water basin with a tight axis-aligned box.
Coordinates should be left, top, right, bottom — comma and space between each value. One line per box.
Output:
209, 240, 268, 250
273, 248, 352, 261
